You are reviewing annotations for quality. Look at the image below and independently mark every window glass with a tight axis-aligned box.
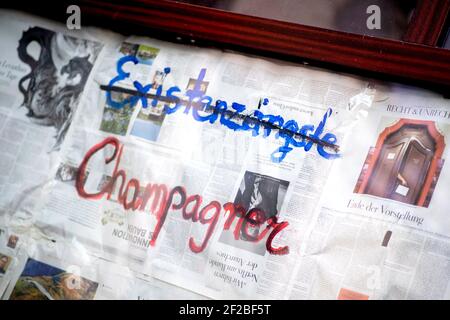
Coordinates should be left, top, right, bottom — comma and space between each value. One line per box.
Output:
174, 0, 416, 40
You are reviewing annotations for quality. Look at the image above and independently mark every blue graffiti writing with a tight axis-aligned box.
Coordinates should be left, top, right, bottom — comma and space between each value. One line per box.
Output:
106, 55, 340, 162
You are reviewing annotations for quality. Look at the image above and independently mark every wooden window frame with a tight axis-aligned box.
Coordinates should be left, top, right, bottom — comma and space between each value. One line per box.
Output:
6, 0, 450, 91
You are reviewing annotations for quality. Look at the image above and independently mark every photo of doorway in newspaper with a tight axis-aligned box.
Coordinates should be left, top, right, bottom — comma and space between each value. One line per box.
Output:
9, 258, 98, 300
353, 118, 447, 208
219, 171, 289, 256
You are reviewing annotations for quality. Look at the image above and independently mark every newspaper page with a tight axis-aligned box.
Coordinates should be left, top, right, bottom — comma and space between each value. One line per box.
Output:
28, 28, 372, 299
300, 84, 450, 299
0, 10, 106, 228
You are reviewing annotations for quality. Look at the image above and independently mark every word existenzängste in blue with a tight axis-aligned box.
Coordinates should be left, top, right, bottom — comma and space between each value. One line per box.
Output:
106, 55, 340, 163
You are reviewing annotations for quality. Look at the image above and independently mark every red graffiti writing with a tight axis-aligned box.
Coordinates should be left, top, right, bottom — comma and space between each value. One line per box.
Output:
75, 137, 289, 255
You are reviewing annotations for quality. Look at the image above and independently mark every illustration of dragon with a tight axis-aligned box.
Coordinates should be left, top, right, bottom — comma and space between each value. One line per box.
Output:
17, 26, 99, 149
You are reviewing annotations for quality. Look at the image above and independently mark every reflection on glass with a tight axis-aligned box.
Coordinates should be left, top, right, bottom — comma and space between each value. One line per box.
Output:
444, 28, 450, 49
174, 0, 416, 40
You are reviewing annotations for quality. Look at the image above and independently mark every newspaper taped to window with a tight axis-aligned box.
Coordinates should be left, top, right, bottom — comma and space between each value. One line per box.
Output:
0, 9, 449, 300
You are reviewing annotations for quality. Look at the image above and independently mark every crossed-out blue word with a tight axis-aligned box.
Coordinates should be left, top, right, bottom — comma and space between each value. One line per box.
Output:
106, 55, 340, 163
